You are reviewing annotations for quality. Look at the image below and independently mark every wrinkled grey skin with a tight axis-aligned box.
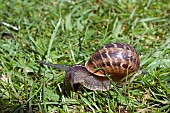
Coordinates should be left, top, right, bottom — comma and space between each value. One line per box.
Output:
37, 61, 110, 91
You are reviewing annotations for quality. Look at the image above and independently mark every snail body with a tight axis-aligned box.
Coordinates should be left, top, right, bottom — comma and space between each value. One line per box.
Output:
37, 42, 140, 91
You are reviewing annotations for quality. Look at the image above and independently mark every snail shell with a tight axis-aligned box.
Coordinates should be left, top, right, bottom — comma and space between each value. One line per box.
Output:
37, 42, 140, 91
85, 42, 140, 82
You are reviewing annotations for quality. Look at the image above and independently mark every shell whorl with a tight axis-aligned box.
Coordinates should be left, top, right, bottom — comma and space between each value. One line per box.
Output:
85, 42, 140, 81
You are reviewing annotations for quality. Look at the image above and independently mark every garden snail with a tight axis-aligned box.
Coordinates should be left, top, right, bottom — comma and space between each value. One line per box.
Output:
37, 42, 140, 91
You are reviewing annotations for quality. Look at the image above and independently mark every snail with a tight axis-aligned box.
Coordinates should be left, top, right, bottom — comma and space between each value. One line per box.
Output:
37, 42, 140, 91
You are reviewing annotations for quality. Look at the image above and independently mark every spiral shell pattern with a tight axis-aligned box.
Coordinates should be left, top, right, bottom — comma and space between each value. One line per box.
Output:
85, 42, 140, 81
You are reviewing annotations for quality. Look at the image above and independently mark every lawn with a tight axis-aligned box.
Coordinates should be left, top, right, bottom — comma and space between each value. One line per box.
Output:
0, 0, 170, 112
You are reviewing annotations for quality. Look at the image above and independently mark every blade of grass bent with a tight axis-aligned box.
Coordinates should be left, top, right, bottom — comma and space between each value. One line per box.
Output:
46, 19, 61, 61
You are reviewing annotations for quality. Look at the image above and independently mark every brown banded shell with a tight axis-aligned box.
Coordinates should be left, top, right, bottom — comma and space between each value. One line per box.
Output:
85, 42, 140, 82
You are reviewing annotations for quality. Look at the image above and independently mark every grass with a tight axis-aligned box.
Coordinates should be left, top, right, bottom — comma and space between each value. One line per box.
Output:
0, 0, 170, 112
